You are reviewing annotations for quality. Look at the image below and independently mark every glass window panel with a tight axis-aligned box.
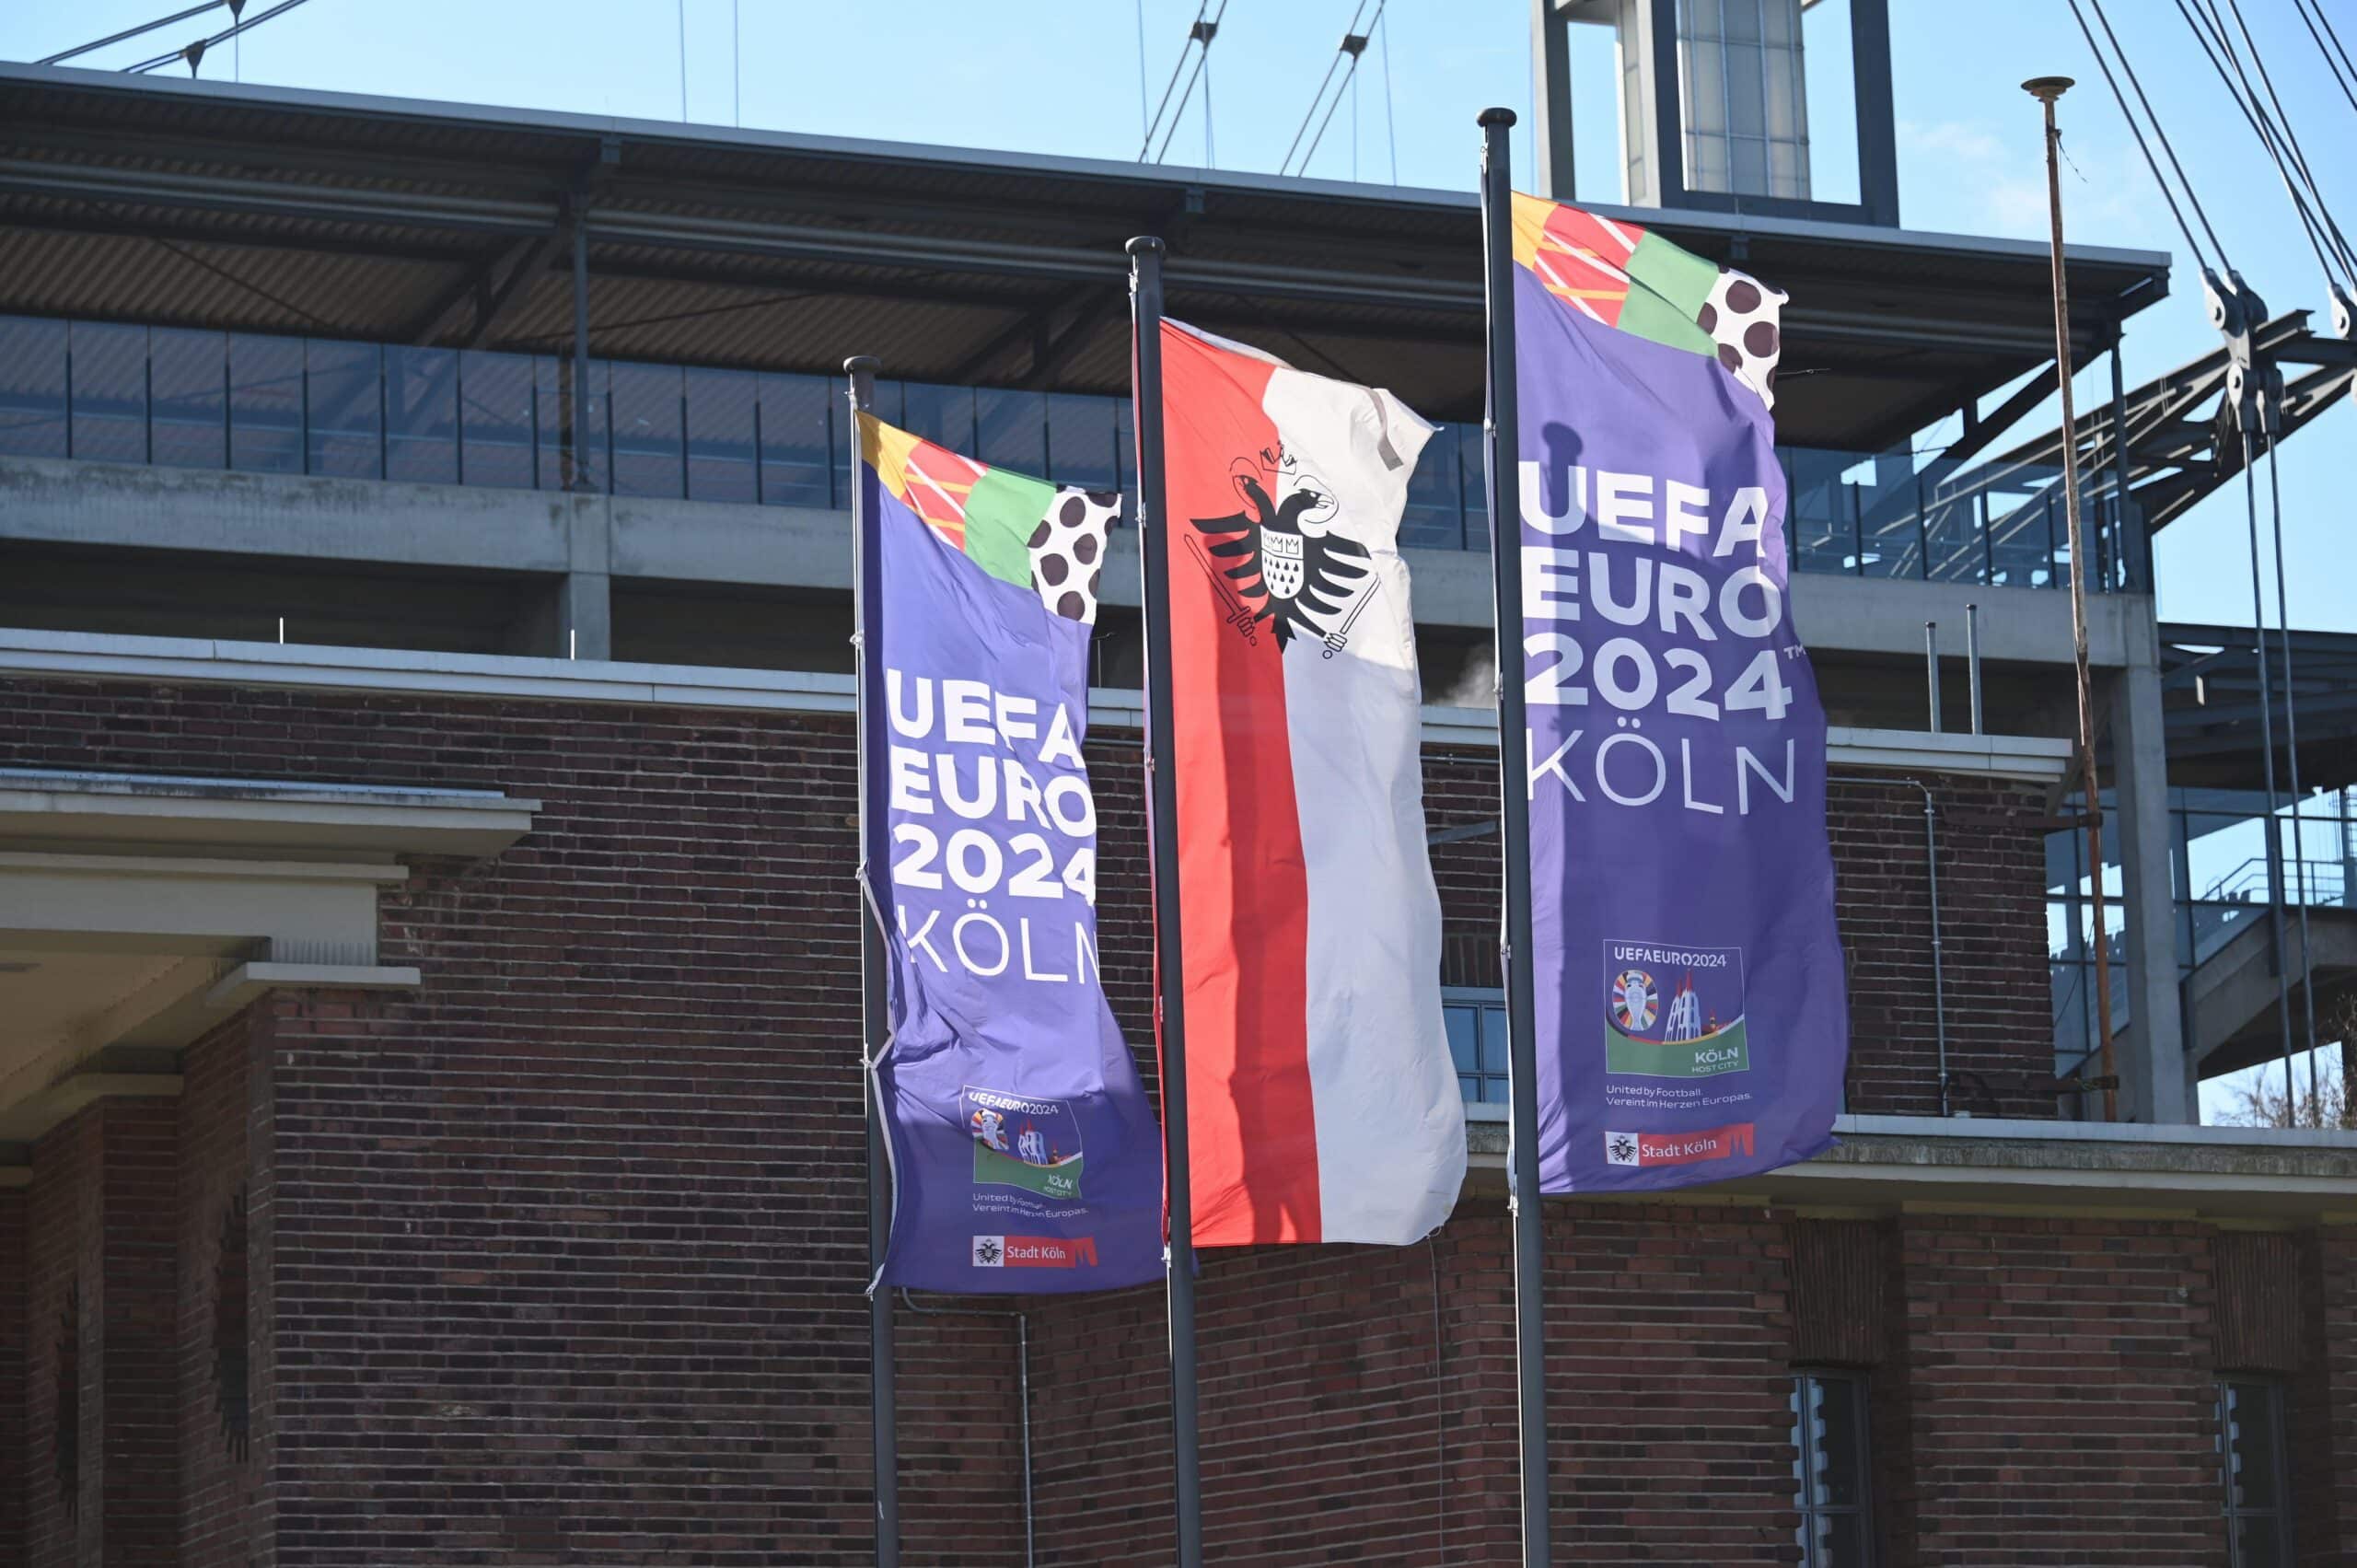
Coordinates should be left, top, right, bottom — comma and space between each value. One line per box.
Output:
1807, 1512, 1868, 1568
1446, 1005, 1479, 1073
977, 386, 1047, 476
1763, 47, 1801, 142
1685, 0, 1724, 38
1402, 424, 1464, 551
761, 372, 835, 509
1460, 424, 1491, 550
1481, 1077, 1510, 1106
610, 362, 684, 498
0, 317, 68, 459
1687, 40, 1726, 136
2224, 1382, 2282, 1510
1480, 1005, 1512, 1074
229, 334, 306, 474
1723, 0, 1760, 42
68, 321, 148, 464
302, 339, 380, 479
385, 346, 459, 485
458, 350, 540, 491
149, 328, 226, 470
900, 382, 973, 454
1809, 1379, 1865, 1507
1045, 392, 1119, 495
685, 366, 759, 505
1458, 1074, 1481, 1102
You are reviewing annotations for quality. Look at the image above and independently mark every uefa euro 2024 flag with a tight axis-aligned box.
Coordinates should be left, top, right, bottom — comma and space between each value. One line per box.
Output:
1153, 319, 1468, 1247
857, 413, 1162, 1291
1508, 193, 1848, 1191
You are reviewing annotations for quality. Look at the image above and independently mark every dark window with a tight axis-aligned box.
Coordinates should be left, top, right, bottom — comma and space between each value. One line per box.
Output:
303, 338, 381, 479
151, 328, 227, 470
610, 362, 685, 498
458, 350, 540, 491
1793, 1369, 1874, 1567
1401, 423, 1465, 551
386, 346, 459, 485
1443, 988, 1511, 1105
0, 315, 68, 459
68, 321, 148, 464
685, 367, 759, 505
2220, 1377, 2293, 1567
228, 333, 304, 475
759, 371, 834, 509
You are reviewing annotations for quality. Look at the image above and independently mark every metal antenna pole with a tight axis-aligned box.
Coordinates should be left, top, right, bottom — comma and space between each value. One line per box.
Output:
2026, 76, 2119, 1121
1479, 105, 1553, 1568
1126, 235, 1204, 1568
846, 354, 900, 1568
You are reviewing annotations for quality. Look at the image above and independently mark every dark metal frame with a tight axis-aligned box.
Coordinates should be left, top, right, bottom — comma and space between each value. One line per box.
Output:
1538, 0, 1900, 226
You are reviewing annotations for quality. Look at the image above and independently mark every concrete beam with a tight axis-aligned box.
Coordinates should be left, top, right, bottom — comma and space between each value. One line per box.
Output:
2, 457, 2137, 668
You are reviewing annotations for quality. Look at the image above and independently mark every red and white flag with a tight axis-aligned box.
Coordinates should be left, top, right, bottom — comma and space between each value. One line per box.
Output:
1151, 319, 1467, 1247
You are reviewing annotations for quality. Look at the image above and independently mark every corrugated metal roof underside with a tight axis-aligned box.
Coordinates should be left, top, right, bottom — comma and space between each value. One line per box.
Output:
0, 64, 2174, 448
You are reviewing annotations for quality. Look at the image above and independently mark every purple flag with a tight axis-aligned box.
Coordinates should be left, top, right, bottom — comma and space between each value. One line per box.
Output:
1508, 194, 1847, 1191
857, 414, 1162, 1290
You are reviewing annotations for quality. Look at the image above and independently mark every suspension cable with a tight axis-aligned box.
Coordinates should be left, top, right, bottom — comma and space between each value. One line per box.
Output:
2262, 430, 2325, 1122
1294, 6, 1384, 180
2293, 0, 2357, 115
2236, 427, 2301, 1119
1140, 0, 1230, 165
2069, 0, 2222, 273
39, 2, 226, 65
2216, 0, 2357, 285
1280, 1, 1371, 177
123, 0, 315, 74
2172, 0, 2344, 287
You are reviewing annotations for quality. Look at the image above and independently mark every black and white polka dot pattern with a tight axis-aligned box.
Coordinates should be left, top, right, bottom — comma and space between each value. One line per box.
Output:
1694, 267, 1787, 409
1025, 487, 1118, 624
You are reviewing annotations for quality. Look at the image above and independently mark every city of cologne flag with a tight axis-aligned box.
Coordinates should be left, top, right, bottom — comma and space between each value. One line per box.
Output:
1151, 319, 1467, 1247
1508, 192, 1847, 1192
857, 414, 1163, 1292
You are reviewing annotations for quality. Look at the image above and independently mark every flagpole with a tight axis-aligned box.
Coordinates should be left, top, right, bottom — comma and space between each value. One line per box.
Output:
1124, 233, 1206, 1568
845, 354, 901, 1568
1477, 106, 1554, 1568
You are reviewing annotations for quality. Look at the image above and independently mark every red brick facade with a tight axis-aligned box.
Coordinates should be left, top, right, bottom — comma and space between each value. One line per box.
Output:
0, 674, 2345, 1562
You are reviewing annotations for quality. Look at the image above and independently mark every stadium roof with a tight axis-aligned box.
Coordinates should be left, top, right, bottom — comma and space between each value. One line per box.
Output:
0, 61, 2173, 448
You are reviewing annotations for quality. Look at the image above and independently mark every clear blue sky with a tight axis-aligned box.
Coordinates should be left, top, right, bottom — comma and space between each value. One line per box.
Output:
9, 0, 2353, 1120
7, 0, 2353, 633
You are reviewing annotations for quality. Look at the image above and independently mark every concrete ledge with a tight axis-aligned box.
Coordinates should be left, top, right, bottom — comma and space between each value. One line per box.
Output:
1464, 1109, 2357, 1217
0, 765, 539, 856
204, 960, 422, 1011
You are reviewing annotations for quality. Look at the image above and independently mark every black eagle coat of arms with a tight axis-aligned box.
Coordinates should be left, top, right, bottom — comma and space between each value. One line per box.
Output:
1190, 453, 1373, 649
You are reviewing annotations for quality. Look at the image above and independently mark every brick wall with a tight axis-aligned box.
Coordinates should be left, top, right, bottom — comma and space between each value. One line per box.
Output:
28, 1108, 100, 1568
1891, 1214, 2223, 1565
2293, 1225, 2357, 1566
0, 673, 2085, 1564
180, 1016, 259, 1567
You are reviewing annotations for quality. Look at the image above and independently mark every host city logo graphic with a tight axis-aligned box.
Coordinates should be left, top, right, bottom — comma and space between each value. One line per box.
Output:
1602, 941, 1751, 1078
963, 1086, 1086, 1201
1606, 1132, 1642, 1167
972, 1236, 1004, 1267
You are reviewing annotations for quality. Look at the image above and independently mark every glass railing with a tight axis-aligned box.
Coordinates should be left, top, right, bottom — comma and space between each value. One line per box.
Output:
0, 314, 2126, 589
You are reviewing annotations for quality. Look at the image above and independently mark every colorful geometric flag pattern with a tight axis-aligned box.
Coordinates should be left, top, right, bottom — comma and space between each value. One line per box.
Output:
864, 418, 1120, 623
1510, 192, 1788, 408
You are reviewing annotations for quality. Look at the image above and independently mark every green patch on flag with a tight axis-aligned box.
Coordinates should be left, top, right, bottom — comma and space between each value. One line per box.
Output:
1606, 1017, 1751, 1078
